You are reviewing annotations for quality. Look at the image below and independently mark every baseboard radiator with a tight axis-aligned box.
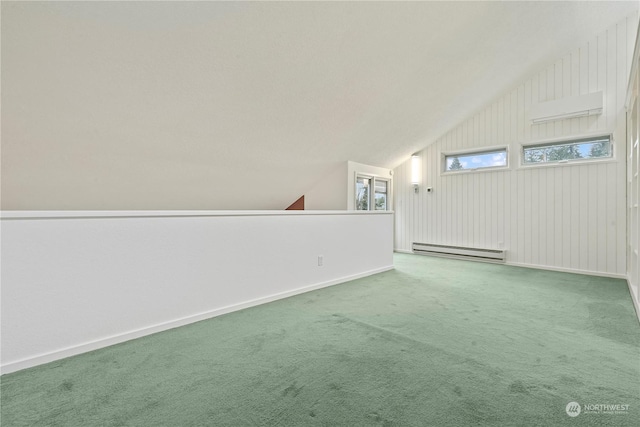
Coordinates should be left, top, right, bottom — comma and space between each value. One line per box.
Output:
412, 242, 505, 263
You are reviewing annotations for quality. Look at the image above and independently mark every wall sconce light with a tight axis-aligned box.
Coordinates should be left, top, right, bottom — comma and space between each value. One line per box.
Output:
411, 154, 421, 193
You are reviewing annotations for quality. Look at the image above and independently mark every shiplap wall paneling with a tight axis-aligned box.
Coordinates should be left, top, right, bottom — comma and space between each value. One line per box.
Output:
394, 15, 637, 277
627, 22, 640, 319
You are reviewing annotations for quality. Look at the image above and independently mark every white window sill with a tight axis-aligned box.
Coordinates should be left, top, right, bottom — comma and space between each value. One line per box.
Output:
518, 157, 618, 170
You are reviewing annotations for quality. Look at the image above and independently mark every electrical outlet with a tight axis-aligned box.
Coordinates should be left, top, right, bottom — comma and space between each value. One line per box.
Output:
318, 255, 323, 266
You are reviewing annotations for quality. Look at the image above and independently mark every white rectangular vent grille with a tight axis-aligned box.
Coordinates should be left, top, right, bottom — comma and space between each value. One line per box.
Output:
412, 242, 505, 263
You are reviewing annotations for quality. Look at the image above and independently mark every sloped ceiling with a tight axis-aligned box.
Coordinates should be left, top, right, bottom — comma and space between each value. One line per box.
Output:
2, 1, 638, 210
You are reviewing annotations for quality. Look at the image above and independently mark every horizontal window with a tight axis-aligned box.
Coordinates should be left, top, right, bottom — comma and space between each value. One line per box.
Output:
522, 135, 611, 165
444, 148, 508, 172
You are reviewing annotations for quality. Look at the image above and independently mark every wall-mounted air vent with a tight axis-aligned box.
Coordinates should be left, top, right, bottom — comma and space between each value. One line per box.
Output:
529, 91, 603, 124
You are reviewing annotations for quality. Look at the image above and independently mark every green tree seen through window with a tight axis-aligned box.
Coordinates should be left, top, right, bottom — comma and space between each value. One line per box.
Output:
588, 141, 609, 158
449, 157, 463, 170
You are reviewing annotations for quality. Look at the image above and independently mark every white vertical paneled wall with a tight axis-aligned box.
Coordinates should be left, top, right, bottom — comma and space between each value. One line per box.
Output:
395, 16, 638, 278
627, 23, 640, 319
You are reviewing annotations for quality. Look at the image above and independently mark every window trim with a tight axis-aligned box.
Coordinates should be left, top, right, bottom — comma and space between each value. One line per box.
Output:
441, 145, 509, 175
520, 133, 614, 168
354, 173, 391, 211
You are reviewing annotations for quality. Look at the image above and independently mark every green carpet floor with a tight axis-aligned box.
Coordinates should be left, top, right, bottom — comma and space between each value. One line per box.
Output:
2, 253, 639, 426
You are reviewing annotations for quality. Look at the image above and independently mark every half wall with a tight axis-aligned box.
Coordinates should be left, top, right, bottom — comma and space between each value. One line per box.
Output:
1, 210, 394, 373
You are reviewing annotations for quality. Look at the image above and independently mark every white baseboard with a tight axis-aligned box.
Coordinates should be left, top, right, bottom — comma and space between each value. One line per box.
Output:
506, 261, 627, 280
396, 249, 626, 279
0, 265, 393, 375
394, 249, 413, 254
628, 278, 640, 326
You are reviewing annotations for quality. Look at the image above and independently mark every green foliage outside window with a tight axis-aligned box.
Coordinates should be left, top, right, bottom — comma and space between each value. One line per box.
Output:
523, 136, 611, 164
449, 157, 463, 170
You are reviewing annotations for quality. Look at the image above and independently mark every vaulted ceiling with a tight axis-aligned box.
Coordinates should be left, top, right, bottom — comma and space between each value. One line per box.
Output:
2, 1, 638, 209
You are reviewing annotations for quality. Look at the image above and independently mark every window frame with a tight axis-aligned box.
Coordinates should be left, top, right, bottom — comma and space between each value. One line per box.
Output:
441, 145, 509, 175
354, 173, 391, 211
520, 133, 614, 168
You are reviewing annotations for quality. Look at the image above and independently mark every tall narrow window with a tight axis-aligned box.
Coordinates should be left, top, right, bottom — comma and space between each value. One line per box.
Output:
374, 180, 387, 210
356, 176, 371, 210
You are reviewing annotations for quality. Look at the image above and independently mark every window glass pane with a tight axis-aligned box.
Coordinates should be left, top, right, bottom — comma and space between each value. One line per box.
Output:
355, 177, 370, 210
374, 180, 387, 194
374, 180, 387, 210
523, 136, 611, 164
445, 150, 507, 171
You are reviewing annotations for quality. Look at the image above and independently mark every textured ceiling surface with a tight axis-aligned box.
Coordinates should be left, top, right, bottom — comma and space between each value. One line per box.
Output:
2, 1, 638, 209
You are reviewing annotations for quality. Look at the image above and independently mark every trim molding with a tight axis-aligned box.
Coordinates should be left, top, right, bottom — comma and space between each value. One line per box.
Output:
506, 262, 627, 280
0, 210, 394, 221
396, 249, 626, 279
628, 278, 640, 326
0, 265, 393, 375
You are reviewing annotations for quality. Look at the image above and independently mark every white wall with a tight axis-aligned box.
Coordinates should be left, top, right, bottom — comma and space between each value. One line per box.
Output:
1, 210, 394, 374
304, 161, 393, 210
394, 15, 638, 278
626, 22, 640, 322
305, 163, 349, 210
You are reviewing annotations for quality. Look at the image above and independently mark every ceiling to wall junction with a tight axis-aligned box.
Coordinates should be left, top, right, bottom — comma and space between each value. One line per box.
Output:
2, 1, 638, 209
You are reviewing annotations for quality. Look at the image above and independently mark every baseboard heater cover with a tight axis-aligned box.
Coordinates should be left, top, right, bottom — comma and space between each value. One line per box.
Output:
412, 242, 505, 263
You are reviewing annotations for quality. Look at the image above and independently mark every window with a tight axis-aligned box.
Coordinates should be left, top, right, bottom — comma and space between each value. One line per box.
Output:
355, 175, 390, 211
522, 135, 612, 165
374, 180, 388, 210
444, 148, 508, 172
355, 176, 371, 210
